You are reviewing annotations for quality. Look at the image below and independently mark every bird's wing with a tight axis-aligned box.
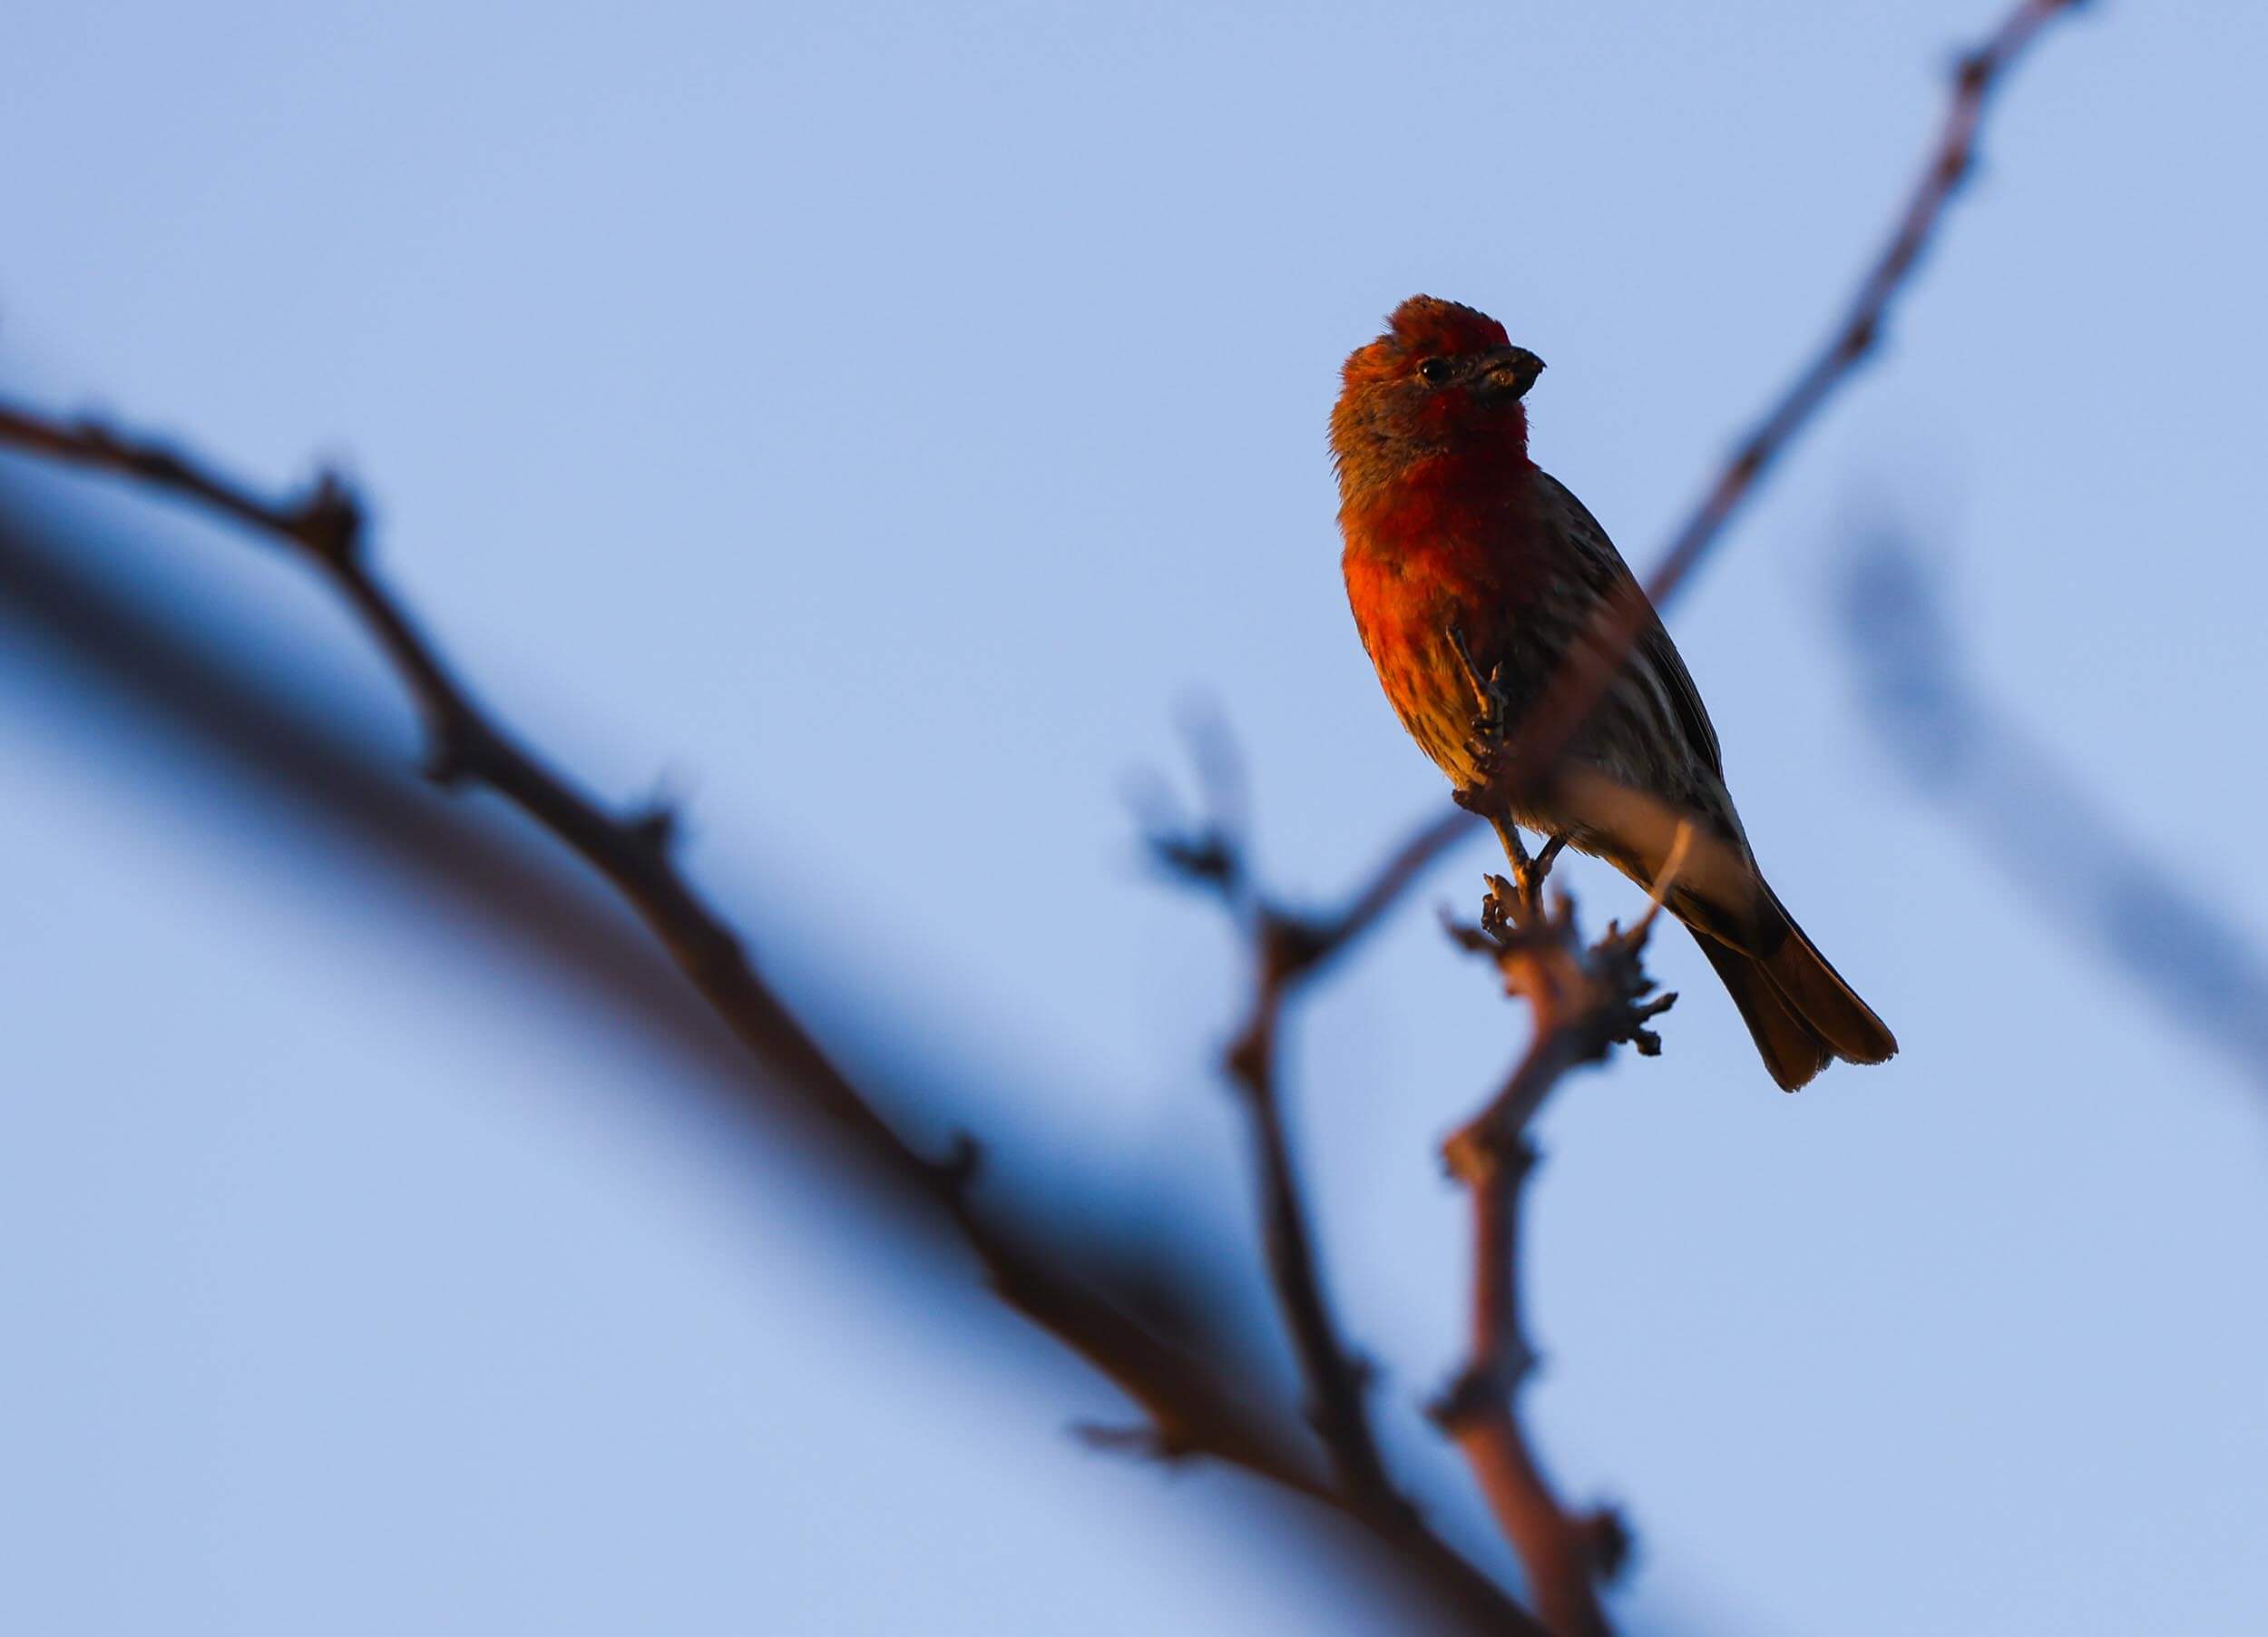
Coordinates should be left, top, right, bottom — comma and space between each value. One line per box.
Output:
1531, 470, 1725, 780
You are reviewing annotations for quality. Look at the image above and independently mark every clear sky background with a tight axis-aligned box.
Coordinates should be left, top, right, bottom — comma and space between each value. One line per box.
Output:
5, 2, 2267, 1632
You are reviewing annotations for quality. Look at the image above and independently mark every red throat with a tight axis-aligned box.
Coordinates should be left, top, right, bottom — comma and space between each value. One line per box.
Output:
1347, 429, 1538, 554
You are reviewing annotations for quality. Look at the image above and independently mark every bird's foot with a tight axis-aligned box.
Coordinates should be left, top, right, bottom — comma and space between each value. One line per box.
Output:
1478, 821, 1568, 926
1455, 716, 1517, 815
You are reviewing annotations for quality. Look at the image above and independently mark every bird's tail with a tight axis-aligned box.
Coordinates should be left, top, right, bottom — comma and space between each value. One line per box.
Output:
1690, 884, 1897, 1092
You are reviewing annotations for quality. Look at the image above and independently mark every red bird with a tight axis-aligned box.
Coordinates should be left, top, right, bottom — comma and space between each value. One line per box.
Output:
1333, 296, 1895, 1090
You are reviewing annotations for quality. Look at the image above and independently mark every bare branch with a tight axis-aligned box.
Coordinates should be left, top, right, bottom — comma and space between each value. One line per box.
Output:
1432, 1122, 1630, 1637
1647, 0, 2081, 603
0, 408, 1543, 1636
1145, 0, 2080, 1542
1471, 0, 2083, 818
1431, 872, 1685, 1637
1146, 739, 1467, 1526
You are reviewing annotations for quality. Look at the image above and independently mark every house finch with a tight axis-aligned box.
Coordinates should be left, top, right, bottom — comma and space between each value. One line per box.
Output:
1333, 296, 1895, 1089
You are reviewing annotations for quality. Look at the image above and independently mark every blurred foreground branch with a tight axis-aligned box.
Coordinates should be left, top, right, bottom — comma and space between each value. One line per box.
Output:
1836, 529, 2268, 1094
0, 409, 1540, 1634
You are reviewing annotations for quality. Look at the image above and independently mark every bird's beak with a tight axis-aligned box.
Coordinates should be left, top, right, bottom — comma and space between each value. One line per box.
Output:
1479, 347, 1545, 402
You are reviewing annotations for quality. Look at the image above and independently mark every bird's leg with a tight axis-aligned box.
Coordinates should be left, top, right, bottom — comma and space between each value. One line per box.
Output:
1449, 623, 1520, 821
1449, 622, 1569, 905
1490, 816, 1531, 875
1486, 818, 1531, 926
1485, 820, 1569, 925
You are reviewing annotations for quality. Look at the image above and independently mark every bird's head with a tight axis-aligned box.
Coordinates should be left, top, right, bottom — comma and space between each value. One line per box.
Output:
1331, 296, 1543, 500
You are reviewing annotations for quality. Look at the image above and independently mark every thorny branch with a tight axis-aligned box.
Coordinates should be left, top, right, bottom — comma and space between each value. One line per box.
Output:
0, 404, 1542, 1637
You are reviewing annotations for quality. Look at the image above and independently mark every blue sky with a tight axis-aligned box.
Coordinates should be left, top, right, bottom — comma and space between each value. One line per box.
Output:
5, 2, 2267, 1632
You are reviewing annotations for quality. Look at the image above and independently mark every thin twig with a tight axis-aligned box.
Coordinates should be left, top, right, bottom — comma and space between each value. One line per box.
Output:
1231, 953, 1407, 1521
1472, 0, 2082, 816
0, 406, 1544, 1636
1647, 0, 2080, 603
1147, 747, 1463, 1525
1319, 805, 1481, 957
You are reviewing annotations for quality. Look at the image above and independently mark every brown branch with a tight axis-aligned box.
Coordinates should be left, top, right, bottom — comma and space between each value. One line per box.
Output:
0, 407, 1543, 1637
1647, 0, 2080, 605
1404, 6, 2085, 1571
1413, 7, 2083, 1573
1151, 0, 2081, 1520
1146, 763, 1706, 1637
1434, 1131, 1628, 1637
1229, 946, 1405, 1519
1428, 839, 1687, 1636
1144, 738, 1480, 1526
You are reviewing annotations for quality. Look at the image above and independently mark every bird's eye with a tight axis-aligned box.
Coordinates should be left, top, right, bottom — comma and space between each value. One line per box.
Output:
1417, 357, 1452, 385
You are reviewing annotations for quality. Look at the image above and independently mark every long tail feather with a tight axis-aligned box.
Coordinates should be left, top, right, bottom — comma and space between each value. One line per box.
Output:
1748, 883, 1898, 1066
1695, 935, 1834, 1092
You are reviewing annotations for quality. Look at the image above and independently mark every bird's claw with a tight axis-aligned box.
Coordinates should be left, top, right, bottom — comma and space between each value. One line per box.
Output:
1456, 731, 1512, 810
1476, 663, 1513, 742
1477, 827, 1570, 927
